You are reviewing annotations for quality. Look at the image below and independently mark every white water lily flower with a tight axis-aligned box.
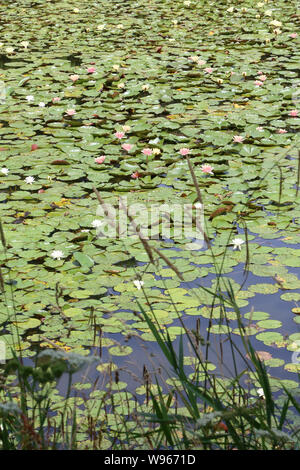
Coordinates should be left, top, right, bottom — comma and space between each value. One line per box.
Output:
231, 238, 245, 250
257, 388, 265, 399
25, 176, 35, 184
91, 219, 103, 228
20, 41, 29, 49
1, 167, 9, 175
269, 20, 282, 27
50, 250, 64, 260
26, 95, 34, 102
38, 102, 45, 107
133, 280, 144, 290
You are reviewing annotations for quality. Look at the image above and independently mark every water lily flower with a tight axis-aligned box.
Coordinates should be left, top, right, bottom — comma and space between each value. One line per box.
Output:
254, 80, 263, 87
112, 64, 120, 71
179, 148, 190, 156
66, 109, 76, 116
200, 164, 214, 175
289, 33, 298, 39
277, 128, 287, 134
142, 148, 153, 156
190, 55, 199, 62
257, 388, 265, 399
258, 75, 267, 81
87, 67, 96, 74
142, 84, 150, 91
256, 126, 264, 131
233, 135, 244, 143
152, 148, 161, 155
26, 95, 34, 102
133, 280, 144, 290
20, 41, 29, 49
91, 219, 103, 228
264, 9, 273, 16
25, 176, 35, 185
1, 167, 9, 175
114, 131, 125, 139
197, 59, 206, 66
269, 20, 282, 28
94, 156, 106, 164
31, 144, 38, 151
204, 67, 213, 74
5, 47, 14, 54
50, 250, 64, 260
52, 97, 61, 103
97, 24, 106, 31
122, 125, 131, 133
289, 110, 298, 117
231, 238, 245, 250
70, 74, 79, 82
117, 82, 125, 89
131, 171, 140, 179
122, 143, 133, 152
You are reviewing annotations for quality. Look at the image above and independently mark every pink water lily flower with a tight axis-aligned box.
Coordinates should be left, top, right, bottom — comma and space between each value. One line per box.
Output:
179, 148, 190, 156
289, 110, 298, 117
204, 67, 213, 74
52, 97, 61, 103
122, 143, 133, 152
114, 131, 125, 139
200, 164, 214, 175
277, 128, 287, 134
87, 67, 96, 74
70, 74, 79, 82
66, 109, 76, 116
142, 148, 153, 156
95, 156, 106, 164
258, 75, 267, 81
254, 80, 263, 87
289, 33, 298, 38
233, 135, 244, 143
131, 171, 140, 179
